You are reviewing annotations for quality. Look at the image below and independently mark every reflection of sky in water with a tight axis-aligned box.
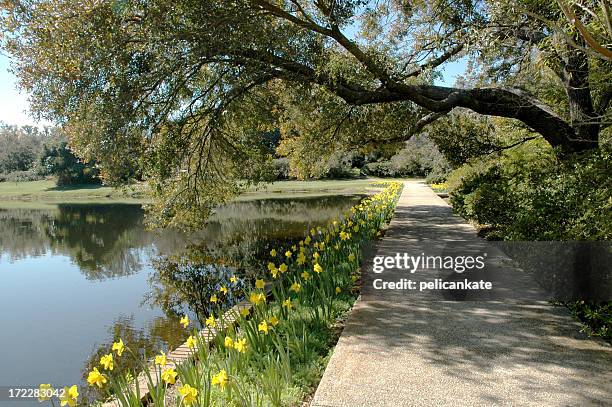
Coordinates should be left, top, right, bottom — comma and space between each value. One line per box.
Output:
0, 251, 162, 387
0, 195, 363, 396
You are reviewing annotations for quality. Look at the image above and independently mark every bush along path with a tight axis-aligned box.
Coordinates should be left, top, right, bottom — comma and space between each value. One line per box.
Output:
37, 181, 403, 407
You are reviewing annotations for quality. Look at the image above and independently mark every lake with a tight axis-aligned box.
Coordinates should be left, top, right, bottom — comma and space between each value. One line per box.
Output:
0, 194, 363, 404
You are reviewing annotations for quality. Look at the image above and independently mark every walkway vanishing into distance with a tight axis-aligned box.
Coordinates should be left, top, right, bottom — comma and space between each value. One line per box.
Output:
311, 181, 611, 407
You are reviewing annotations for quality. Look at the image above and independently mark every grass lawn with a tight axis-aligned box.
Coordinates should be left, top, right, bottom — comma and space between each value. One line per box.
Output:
239, 178, 383, 200
0, 179, 146, 203
0, 177, 405, 204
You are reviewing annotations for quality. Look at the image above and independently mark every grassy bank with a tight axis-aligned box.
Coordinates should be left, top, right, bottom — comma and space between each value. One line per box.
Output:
0, 180, 146, 203
0, 178, 387, 204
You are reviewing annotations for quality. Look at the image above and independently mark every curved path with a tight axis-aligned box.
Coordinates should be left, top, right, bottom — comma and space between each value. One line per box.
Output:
311, 181, 611, 407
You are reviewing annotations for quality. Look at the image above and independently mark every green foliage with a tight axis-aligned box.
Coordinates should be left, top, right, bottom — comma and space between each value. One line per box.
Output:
565, 301, 611, 341
448, 144, 611, 240
428, 113, 510, 169
40, 141, 100, 185
364, 134, 451, 178
0, 169, 43, 183
268, 158, 291, 181
0, 123, 47, 177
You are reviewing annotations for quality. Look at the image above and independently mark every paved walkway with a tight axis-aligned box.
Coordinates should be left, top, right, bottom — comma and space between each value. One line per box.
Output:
311, 181, 611, 407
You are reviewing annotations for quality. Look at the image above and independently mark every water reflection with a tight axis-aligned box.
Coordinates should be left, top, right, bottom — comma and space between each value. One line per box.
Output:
0, 194, 363, 396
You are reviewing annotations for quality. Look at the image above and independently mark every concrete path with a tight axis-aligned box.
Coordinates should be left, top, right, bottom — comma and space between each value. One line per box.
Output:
311, 181, 611, 407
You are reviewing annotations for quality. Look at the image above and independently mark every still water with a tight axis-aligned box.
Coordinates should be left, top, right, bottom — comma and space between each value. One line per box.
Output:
0, 195, 362, 403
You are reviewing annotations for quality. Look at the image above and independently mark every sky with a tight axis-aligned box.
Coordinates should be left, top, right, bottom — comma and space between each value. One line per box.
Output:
0, 52, 467, 128
0, 53, 52, 127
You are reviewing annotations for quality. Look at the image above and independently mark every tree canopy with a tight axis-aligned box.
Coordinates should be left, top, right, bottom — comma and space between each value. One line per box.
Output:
1, 0, 611, 227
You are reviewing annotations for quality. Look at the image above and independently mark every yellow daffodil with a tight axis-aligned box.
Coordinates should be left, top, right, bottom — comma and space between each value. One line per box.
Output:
186, 335, 197, 349
258, 320, 269, 334
348, 253, 356, 262
310, 228, 316, 235
339, 231, 350, 241
279, 263, 288, 273
267, 262, 276, 271
234, 338, 247, 353
282, 298, 293, 309
210, 294, 218, 303
224, 336, 234, 348
255, 279, 265, 289
180, 315, 189, 328
220, 286, 228, 295
335, 287, 342, 294
269, 316, 279, 326
291, 245, 297, 251
230, 276, 237, 283
205, 315, 216, 328
38, 384, 52, 402
313, 252, 320, 261
301, 271, 311, 281
285, 250, 292, 258
154, 351, 167, 367
314, 263, 323, 274
270, 267, 279, 278
296, 252, 306, 265
112, 339, 125, 356
59, 385, 78, 407
270, 249, 277, 257
249, 292, 265, 305
304, 236, 311, 245
240, 307, 250, 317
290, 282, 301, 293
100, 353, 114, 371
87, 367, 107, 388
161, 368, 178, 385
178, 383, 198, 405
211, 370, 228, 391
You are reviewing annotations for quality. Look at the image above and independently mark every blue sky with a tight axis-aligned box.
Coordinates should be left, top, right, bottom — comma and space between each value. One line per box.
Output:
0, 53, 467, 127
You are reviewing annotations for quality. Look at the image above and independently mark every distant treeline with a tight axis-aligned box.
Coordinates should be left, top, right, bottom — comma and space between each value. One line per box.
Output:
0, 123, 99, 185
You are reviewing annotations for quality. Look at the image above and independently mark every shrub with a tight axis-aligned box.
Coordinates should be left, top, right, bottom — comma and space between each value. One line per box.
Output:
270, 158, 291, 180
0, 169, 45, 183
447, 144, 611, 240
363, 134, 451, 178
40, 141, 101, 185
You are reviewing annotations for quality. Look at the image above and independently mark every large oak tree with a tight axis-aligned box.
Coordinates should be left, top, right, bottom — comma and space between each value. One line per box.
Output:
1, 0, 610, 226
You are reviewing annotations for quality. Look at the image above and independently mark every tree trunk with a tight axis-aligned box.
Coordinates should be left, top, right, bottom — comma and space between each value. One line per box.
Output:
563, 46, 600, 152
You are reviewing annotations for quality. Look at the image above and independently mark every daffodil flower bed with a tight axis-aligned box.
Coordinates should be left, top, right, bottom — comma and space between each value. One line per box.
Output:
38, 182, 402, 407
429, 182, 448, 193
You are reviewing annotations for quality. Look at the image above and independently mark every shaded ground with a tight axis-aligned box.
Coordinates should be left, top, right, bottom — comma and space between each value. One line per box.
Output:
312, 181, 611, 407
